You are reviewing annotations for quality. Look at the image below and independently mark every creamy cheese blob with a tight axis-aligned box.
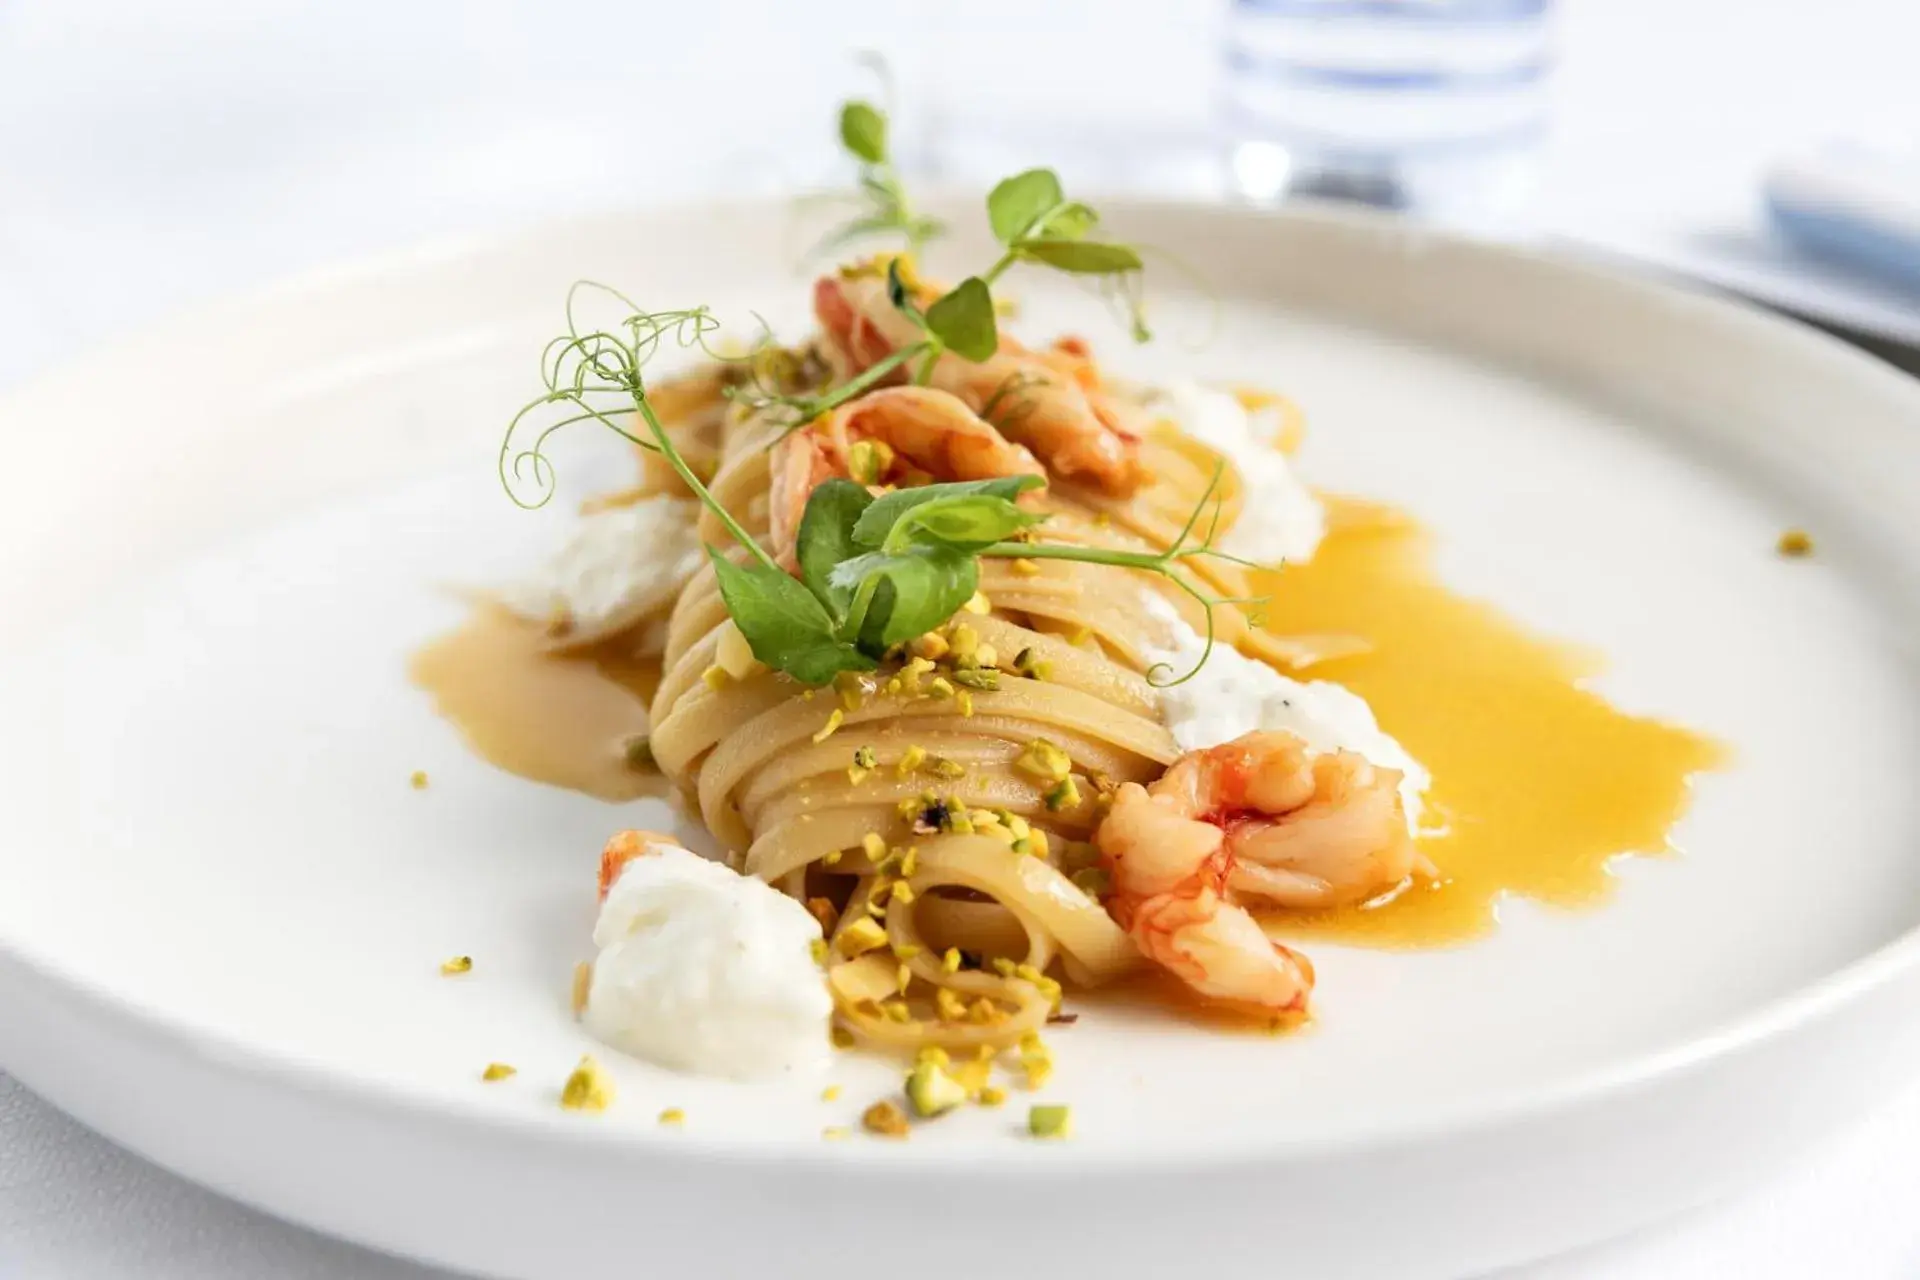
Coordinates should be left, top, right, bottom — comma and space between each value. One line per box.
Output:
1143, 597, 1429, 827
585, 839, 832, 1080
499, 497, 702, 641
1151, 380, 1325, 565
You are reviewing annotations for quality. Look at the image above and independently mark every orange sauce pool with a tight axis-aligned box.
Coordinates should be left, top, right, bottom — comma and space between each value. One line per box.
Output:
409, 606, 665, 804
1257, 498, 1725, 946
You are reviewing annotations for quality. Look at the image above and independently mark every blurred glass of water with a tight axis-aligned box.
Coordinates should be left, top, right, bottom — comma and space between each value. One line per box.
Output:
1223, 0, 1556, 233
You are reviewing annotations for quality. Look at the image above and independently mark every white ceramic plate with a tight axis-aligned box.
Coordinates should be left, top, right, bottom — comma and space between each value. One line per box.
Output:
2, 199, 1919, 1280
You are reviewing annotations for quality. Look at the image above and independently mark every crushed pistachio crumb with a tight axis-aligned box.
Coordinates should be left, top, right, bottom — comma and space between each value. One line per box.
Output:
1011, 558, 1040, 576
822, 1084, 843, 1102
1777, 528, 1814, 557
881, 999, 914, 1024
440, 955, 472, 976
1028, 1104, 1072, 1139
836, 916, 888, 958
896, 962, 913, 994
949, 624, 980, 660
941, 946, 963, 974
830, 1025, 857, 1049
853, 745, 878, 770
1044, 777, 1082, 812
1019, 1031, 1055, 1089
862, 1099, 911, 1138
847, 438, 895, 486
823, 849, 843, 866
571, 960, 592, 1015
962, 591, 991, 615
905, 1061, 970, 1118
979, 1085, 1008, 1107
861, 832, 887, 861
896, 745, 928, 777
809, 938, 830, 965
936, 987, 968, 1021
701, 664, 729, 691
926, 676, 956, 700
891, 882, 917, 906
951, 667, 999, 691
811, 709, 845, 743
481, 1062, 517, 1082
956, 690, 975, 717
410, 770, 429, 790
656, 1107, 686, 1126
926, 755, 966, 779
908, 630, 951, 661
560, 1055, 614, 1113
1014, 739, 1072, 783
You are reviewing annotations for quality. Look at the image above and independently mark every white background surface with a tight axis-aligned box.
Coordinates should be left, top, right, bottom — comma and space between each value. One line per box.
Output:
1, 1, 1917, 1276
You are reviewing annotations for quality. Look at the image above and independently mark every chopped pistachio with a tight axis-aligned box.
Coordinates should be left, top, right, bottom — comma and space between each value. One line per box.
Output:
941, 946, 963, 975
951, 667, 999, 691
657, 1107, 686, 1126
1010, 836, 1035, 858
1014, 739, 1072, 783
822, 848, 843, 866
809, 938, 830, 965
853, 745, 878, 770
560, 1055, 614, 1113
880, 999, 913, 1024
935, 986, 968, 1021
896, 962, 913, 994
990, 957, 1018, 978
822, 1084, 843, 1102
861, 832, 887, 861
908, 630, 951, 661
899, 847, 919, 877
1777, 528, 1814, 557
891, 882, 916, 905
836, 916, 889, 958
409, 770, 429, 790
440, 955, 472, 976
973, 643, 1000, 670
1029, 828, 1051, 860
1028, 1104, 1072, 1139
1019, 1031, 1055, 1089
1011, 558, 1040, 576
978, 1085, 1008, 1107
847, 438, 895, 485
481, 1062, 517, 1082
926, 755, 967, 779
834, 672, 867, 712
905, 1062, 969, 1118
1044, 777, 1082, 812
956, 689, 975, 717
830, 1024, 857, 1049
896, 745, 927, 777
1013, 647, 1053, 681
948, 624, 980, 661
701, 664, 729, 691
926, 676, 956, 700
862, 1099, 911, 1138
810, 709, 845, 743
962, 591, 991, 615
949, 1055, 993, 1097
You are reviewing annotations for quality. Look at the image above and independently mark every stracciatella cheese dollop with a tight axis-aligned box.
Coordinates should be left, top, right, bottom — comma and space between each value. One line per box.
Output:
1150, 380, 1325, 565
499, 497, 702, 639
1143, 597, 1430, 828
585, 840, 831, 1079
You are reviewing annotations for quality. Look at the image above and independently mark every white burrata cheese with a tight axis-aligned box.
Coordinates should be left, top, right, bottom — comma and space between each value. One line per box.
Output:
1143, 597, 1429, 827
585, 840, 831, 1080
1151, 379, 1325, 565
499, 497, 702, 639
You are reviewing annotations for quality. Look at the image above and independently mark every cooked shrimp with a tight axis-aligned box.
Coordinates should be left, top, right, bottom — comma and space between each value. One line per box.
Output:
814, 271, 1151, 496
599, 828, 676, 901
767, 386, 1043, 561
1096, 731, 1426, 1010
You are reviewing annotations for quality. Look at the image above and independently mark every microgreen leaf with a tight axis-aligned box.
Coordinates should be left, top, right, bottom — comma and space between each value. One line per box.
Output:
839, 101, 888, 165
1019, 239, 1143, 274
1044, 202, 1099, 240
987, 169, 1065, 245
851, 475, 1045, 547
708, 549, 874, 684
883, 494, 1044, 554
829, 547, 980, 651
923, 277, 998, 362
886, 257, 921, 318
795, 478, 874, 618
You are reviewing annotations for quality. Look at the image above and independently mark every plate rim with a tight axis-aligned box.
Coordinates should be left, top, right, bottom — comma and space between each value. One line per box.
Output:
2, 193, 1919, 1178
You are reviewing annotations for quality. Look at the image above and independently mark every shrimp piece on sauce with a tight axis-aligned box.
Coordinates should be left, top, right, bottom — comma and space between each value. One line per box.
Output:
1096, 731, 1426, 1012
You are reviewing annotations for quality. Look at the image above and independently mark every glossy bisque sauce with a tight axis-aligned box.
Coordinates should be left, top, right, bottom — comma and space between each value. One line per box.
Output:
409, 605, 665, 803
1257, 498, 1725, 946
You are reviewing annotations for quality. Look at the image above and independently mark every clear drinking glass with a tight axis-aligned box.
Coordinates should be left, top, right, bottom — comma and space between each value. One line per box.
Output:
1222, 0, 1558, 233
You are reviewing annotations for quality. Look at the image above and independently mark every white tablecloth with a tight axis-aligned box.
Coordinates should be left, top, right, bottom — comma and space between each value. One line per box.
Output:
3, 1, 1917, 1275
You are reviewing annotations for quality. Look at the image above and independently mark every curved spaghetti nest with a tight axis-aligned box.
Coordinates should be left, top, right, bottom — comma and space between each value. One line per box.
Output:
639, 375, 1294, 1052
